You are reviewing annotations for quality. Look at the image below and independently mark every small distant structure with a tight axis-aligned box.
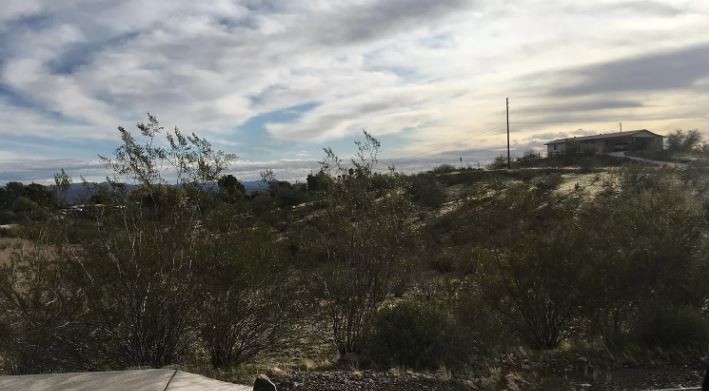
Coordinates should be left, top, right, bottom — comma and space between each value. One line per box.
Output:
545, 129, 663, 156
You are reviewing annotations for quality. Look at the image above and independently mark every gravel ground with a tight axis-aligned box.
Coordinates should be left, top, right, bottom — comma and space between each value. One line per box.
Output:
273, 370, 474, 391
264, 366, 706, 391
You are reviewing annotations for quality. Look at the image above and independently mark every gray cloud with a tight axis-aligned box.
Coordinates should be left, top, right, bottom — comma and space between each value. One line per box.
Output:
0, 158, 106, 184
550, 42, 709, 96
522, 99, 644, 114
563, 1, 687, 17
308, 0, 475, 45
530, 129, 597, 141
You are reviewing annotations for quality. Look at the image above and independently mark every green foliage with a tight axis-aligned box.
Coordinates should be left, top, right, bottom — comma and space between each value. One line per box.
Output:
431, 164, 457, 174
218, 174, 246, 203
196, 219, 302, 368
66, 207, 204, 367
453, 294, 516, 356
667, 129, 702, 153
532, 173, 563, 192
580, 169, 708, 345
0, 115, 300, 373
0, 226, 15, 238
0, 230, 86, 373
100, 113, 233, 186
432, 167, 709, 353
53, 169, 72, 206
487, 155, 509, 169
0, 211, 15, 225
516, 150, 542, 165
306, 171, 333, 191
0, 182, 56, 223
409, 174, 446, 208
366, 301, 460, 370
3, 113, 709, 378
476, 228, 587, 349
633, 305, 709, 350
309, 131, 417, 355
12, 197, 41, 213
268, 181, 310, 207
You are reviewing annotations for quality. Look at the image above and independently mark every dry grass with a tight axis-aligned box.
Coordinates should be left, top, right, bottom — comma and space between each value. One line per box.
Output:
0, 238, 30, 265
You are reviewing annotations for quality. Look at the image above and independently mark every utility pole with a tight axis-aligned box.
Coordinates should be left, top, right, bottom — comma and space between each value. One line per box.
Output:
506, 97, 511, 169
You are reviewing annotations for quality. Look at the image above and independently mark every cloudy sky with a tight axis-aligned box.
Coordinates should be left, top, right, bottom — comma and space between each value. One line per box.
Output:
1, 0, 708, 183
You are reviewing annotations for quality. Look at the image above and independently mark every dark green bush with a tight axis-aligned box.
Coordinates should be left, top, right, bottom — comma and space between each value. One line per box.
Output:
432, 164, 457, 174
454, 294, 516, 356
533, 173, 563, 192
0, 211, 16, 225
366, 301, 460, 370
634, 305, 709, 350
0, 226, 15, 238
487, 155, 509, 169
410, 174, 446, 208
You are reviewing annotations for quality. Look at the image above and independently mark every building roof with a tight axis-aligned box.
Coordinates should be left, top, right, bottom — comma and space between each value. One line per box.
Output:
545, 129, 662, 145
0, 369, 251, 391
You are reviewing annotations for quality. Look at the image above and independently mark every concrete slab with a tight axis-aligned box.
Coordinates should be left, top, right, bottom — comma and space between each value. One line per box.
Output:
169, 370, 251, 391
0, 369, 251, 391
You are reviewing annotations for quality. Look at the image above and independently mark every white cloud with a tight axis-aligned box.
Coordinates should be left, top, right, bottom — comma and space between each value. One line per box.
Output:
1, 0, 709, 182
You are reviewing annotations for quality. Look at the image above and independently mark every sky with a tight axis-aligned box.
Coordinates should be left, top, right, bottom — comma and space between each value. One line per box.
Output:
1, 0, 709, 183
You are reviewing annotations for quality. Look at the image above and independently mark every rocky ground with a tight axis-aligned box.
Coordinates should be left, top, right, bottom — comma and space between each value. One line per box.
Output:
263, 365, 706, 391
273, 370, 473, 391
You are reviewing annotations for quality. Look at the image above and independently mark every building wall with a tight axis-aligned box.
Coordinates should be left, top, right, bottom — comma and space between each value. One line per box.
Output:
547, 143, 566, 156
548, 135, 663, 155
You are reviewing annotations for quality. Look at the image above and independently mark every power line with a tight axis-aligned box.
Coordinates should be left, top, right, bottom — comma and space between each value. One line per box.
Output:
477, 125, 503, 138
424, 124, 504, 156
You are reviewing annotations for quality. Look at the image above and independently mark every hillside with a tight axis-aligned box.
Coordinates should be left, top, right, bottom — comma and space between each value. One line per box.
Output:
1, 127, 709, 391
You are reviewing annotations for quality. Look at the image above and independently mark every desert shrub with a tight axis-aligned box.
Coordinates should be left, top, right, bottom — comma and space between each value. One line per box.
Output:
250, 192, 276, 215
197, 219, 302, 368
487, 155, 509, 169
268, 181, 310, 207
453, 294, 516, 357
62, 115, 238, 368
667, 129, 702, 153
11, 197, 47, 221
0, 116, 305, 372
476, 237, 587, 349
633, 305, 709, 350
0, 226, 15, 238
427, 252, 455, 273
580, 169, 708, 343
310, 132, 417, 355
410, 174, 446, 208
64, 206, 204, 367
432, 164, 457, 174
217, 174, 246, 203
0, 230, 87, 373
533, 173, 563, 192
366, 301, 460, 370
306, 170, 333, 191
515, 150, 542, 166
472, 189, 588, 349
0, 211, 16, 225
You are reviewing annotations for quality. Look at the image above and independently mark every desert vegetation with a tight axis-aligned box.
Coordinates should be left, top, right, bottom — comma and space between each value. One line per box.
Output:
1, 117, 708, 389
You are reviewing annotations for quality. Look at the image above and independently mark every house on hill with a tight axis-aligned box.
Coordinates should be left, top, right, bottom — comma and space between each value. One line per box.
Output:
546, 129, 663, 156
